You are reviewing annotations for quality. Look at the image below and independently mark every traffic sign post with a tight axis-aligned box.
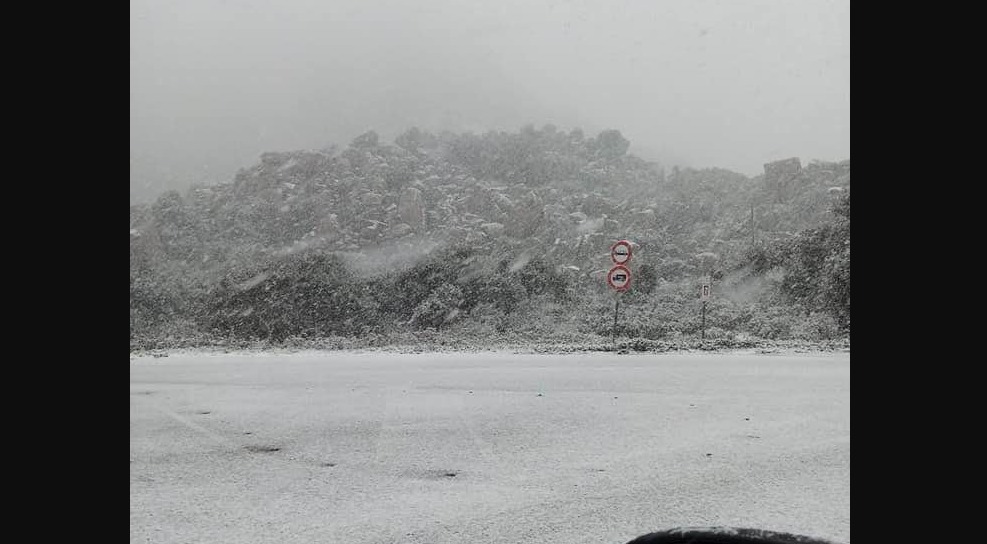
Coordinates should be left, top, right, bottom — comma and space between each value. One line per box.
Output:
607, 238, 633, 349
701, 300, 707, 341
602, 240, 636, 350
607, 265, 632, 349
612, 293, 620, 349
700, 279, 711, 340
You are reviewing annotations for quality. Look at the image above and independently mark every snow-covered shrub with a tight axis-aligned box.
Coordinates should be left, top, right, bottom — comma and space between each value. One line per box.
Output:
411, 284, 464, 330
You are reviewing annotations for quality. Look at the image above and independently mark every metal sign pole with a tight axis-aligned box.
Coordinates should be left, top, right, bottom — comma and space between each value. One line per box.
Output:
701, 300, 707, 341
613, 293, 620, 350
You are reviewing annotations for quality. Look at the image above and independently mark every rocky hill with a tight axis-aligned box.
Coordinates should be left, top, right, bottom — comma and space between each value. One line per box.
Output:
130, 125, 849, 350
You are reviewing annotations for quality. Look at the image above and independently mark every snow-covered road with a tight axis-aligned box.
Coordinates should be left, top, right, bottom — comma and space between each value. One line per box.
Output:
130, 351, 850, 544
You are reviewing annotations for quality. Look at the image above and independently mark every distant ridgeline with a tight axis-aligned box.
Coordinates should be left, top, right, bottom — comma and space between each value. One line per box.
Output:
130, 126, 849, 348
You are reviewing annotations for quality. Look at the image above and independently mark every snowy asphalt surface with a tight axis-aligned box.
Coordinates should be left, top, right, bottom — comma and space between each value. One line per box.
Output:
130, 351, 850, 544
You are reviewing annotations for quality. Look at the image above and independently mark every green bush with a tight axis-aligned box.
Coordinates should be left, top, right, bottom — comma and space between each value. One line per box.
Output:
752, 314, 792, 340
411, 284, 464, 330
791, 312, 841, 341
203, 251, 377, 341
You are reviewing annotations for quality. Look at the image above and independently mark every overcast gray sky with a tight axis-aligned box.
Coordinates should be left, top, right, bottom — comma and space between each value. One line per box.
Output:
130, 0, 849, 203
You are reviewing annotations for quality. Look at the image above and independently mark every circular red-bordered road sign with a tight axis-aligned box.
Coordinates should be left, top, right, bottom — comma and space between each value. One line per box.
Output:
607, 265, 632, 291
611, 240, 633, 264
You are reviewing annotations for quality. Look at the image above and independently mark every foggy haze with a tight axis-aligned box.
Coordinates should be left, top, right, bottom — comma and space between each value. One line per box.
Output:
130, 0, 850, 204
